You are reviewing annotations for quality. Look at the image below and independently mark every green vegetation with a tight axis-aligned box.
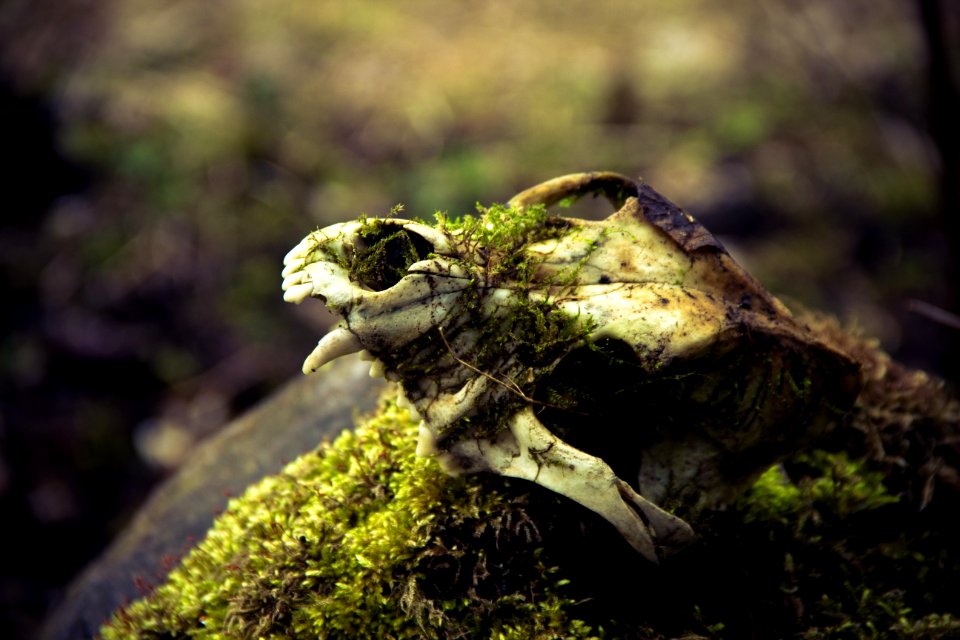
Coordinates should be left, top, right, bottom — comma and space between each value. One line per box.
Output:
436, 203, 564, 280
101, 391, 960, 638
102, 398, 597, 639
720, 451, 960, 639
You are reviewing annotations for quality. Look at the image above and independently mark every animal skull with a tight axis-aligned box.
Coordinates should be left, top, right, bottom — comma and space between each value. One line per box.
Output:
281, 172, 860, 562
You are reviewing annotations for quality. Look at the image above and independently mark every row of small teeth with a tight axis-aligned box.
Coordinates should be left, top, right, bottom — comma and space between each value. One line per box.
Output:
281, 234, 319, 303
281, 256, 306, 279
281, 269, 314, 304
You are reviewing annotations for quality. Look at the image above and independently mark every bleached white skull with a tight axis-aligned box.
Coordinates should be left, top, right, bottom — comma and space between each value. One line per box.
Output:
282, 172, 860, 562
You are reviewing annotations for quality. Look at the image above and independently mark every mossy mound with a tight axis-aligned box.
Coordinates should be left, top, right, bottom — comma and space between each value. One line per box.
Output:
100, 399, 596, 639
102, 362, 960, 638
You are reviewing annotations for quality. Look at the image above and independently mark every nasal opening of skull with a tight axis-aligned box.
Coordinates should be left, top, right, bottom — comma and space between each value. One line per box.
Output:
350, 222, 437, 291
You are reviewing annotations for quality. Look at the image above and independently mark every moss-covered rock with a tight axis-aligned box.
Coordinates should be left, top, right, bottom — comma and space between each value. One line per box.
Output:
100, 315, 960, 639
101, 399, 597, 639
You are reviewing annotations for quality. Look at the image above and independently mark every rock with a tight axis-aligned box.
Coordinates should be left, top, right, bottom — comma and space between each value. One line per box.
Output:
41, 355, 384, 640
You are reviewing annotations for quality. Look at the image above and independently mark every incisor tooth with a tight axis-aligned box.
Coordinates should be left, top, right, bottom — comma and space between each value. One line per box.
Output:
281, 258, 306, 278
358, 350, 374, 362
281, 271, 306, 290
369, 359, 385, 379
283, 282, 314, 303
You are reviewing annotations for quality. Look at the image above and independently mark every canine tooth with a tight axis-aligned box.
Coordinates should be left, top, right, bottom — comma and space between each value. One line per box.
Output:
283, 282, 315, 304
368, 359, 385, 379
358, 350, 374, 362
302, 328, 363, 373
408, 404, 421, 421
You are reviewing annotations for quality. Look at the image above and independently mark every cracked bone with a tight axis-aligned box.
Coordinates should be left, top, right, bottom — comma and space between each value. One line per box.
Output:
440, 406, 694, 563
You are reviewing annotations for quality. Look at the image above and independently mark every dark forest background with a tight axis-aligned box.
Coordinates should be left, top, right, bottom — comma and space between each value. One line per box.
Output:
1, 1, 958, 637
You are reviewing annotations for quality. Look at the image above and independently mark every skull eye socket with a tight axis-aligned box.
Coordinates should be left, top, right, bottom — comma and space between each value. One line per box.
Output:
351, 222, 436, 291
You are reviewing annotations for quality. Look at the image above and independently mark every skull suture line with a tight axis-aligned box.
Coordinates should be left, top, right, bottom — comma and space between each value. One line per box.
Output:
282, 172, 861, 563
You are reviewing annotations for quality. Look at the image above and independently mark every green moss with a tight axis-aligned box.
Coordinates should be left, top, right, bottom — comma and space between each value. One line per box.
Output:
721, 451, 960, 639
742, 463, 803, 525
434, 202, 565, 283
742, 452, 898, 527
351, 219, 432, 291
359, 202, 599, 442
99, 403, 960, 639
100, 397, 597, 639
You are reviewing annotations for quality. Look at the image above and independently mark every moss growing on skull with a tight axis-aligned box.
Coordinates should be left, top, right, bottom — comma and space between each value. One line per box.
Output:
355, 202, 602, 443
100, 396, 598, 639
350, 217, 436, 291
435, 202, 564, 280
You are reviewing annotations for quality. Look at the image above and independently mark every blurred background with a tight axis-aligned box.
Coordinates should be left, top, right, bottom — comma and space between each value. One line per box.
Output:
1, 0, 957, 636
